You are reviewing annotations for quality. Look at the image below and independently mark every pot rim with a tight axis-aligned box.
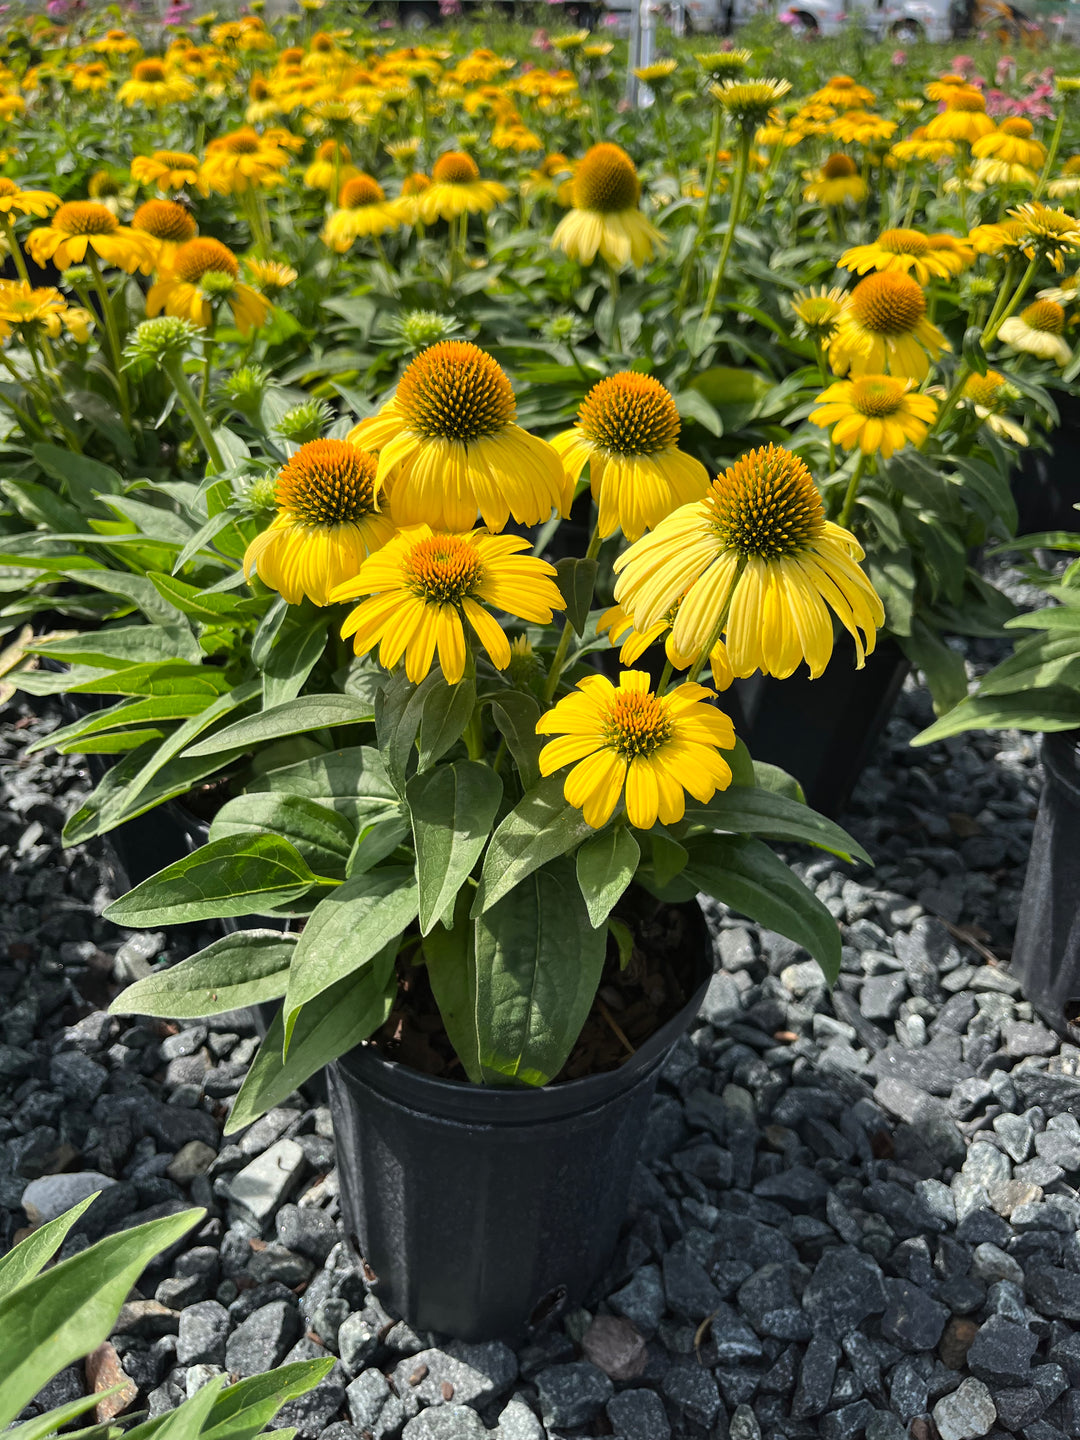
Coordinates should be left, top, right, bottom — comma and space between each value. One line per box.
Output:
332, 908, 714, 1125
1042, 730, 1080, 802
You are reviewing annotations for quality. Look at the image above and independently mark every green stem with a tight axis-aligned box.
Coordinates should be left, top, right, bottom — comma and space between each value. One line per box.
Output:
702, 131, 751, 323
86, 250, 130, 425
1034, 100, 1067, 202
656, 656, 674, 695
837, 452, 866, 530
653, 102, 679, 183
542, 522, 602, 703
200, 312, 218, 408
163, 353, 225, 472
2, 217, 30, 286
685, 593, 733, 686
674, 101, 722, 321
606, 261, 621, 352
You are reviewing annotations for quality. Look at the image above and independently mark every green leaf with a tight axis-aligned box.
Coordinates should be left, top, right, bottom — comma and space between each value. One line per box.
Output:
554, 557, 597, 637
899, 622, 969, 716
474, 859, 607, 1086
0, 1208, 201, 1426
489, 690, 544, 790
142, 1371, 225, 1440
0, 1196, 98, 1301
575, 827, 640, 929
375, 669, 437, 795
418, 676, 475, 769
26, 692, 221, 754
684, 833, 841, 984
473, 775, 594, 916
32, 444, 123, 502
282, 867, 418, 1047
103, 836, 321, 927
347, 812, 411, 875
226, 955, 396, 1134
210, 794, 355, 879
171, 506, 248, 577
963, 324, 988, 376
262, 610, 328, 711
198, 1360, 333, 1440
59, 568, 179, 626
422, 889, 481, 1083
246, 745, 399, 831
866, 552, 915, 637
26, 624, 201, 669
683, 787, 870, 864
110, 931, 296, 1019
651, 830, 689, 888
407, 761, 503, 935
6, 1387, 129, 1440
183, 695, 374, 758
751, 761, 805, 802
1, 479, 84, 534
148, 572, 251, 621
912, 689, 1080, 744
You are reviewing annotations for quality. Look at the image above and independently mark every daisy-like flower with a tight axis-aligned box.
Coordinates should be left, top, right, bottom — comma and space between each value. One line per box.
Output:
998, 301, 1073, 366
810, 75, 876, 110
147, 237, 270, 335
414, 151, 508, 224
552, 372, 709, 541
201, 126, 294, 195
1038, 273, 1080, 306
711, 77, 792, 133
802, 153, 867, 208
890, 127, 957, 165
633, 59, 678, 85
332, 526, 563, 685
926, 88, 995, 144
94, 28, 141, 55
26, 202, 153, 274
968, 219, 1024, 256
302, 139, 357, 198
840, 227, 967, 284
598, 603, 735, 691
117, 57, 197, 108
1008, 203, 1080, 274
350, 341, 568, 534
0, 178, 61, 220
613, 444, 884, 680
1048, 155, 1080, 199
551, 142, 664, 270
131, 150, 204, 194
830, 111, 897, 145
243, 440, 395, 607
810, 375, 938, 458
69, 61, 112, 94
320, 174, 402, 251
970, 117, 1046, 186
696, 49, 751, 81
960, 369, 1028, 445
395, 172, 432, 225
0, 281, 85, 341
244, 257, 298, 296
537, 671, 735, 830
790, 286, 847, 342
828, 271, 949, 381
131, 198, 197, 270
925, 73, 969, 103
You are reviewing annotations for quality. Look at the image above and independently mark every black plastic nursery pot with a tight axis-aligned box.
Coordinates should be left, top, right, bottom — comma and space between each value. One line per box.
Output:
1011, 393, 1080, 537
729, 637, 910, 817
326, 906, 713, 1342
1009, 730, 1080, 1039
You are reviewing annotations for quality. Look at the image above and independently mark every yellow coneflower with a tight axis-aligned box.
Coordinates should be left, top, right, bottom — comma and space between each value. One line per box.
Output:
1009, 202, 1080, 274
552, 372, 709, 541
810, 375, 938, 458
960, 370, 1028, 445
68, 61, 112, 94
840, 227, 967, 284
131, 150, 204, 194
830, 111, 897, 145
244, 257, 298, 296
414, 151, 508, 224
201, 126, 294, 195
598, 603, 735, 691
998, 301, 1072, 366
0, 281, 85, 341
613, 444, 883, 680
320, 174, 402, 251
696, 49, 752, 81
803, 153, 867, 208
968, 219, 1024, 256
970, 117, 1046, 186
634, 59, 678, 85
131, 198, 197, 271
302, 139, 357, 198
1048, 155, 1080, 199
332, 526, 564, 686
146, 236, 269, 335
536, 671, 736, 831
925, 73, 968, 103
890, 127, 957, 165
828, 271, 949, 381
551, 142, 664, 270
790, 286, 848, 342
26, 202, 153, 274
0, 178, 60, 221
521, 152, 574, 203
810, 75, 876, 110
350, 341, 567, 534
117, 58, 197, 108
1038, 274, 1080, 306
244, 440, 395, 607
926, 88, 995, 144
93, 28, 141, 55
394, 172, 432, 226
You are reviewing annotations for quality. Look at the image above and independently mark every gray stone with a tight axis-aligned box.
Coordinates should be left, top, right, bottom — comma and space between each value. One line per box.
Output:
709, 1303, 764, 1362
880, 1279, 949, 1352
391, 1344, 517, 1410
609, 1264, 665, 1337
187, 1364, 226, 1397
49, 1050, 108, 1102
166, 1141, 217, 1186
967, 1315, 1039, 1386
177, 1301, 230, 1367
888, 1359, 928, 1424
791, 1334, 839, 1419
534, 1363, 613, 1429
932, 1378, 997, 1440
993, 1387, 1047, 1430
337, 1312, 381, 1375
607, 1389, 671, 1440
660, 1364, 721, 1428
1028, 1268, 1080, 1322
700, 971, 741, 1027
802, 1247, 887, 1336
861, 973, 908, 1022
21, 1170, 116, 1226
248, 1243, 315, 1288
970, 1243, 1024, 1287
276, 1204, 340, 1264
401, 1409, 487, 1440
662, 1245, 721, 1320
225, 1301, 300, 1378
494, 1398, 544, 1440
346, 1370, 411, 1440
737, 1264, 812, 1341
224, 1140, 306, 1227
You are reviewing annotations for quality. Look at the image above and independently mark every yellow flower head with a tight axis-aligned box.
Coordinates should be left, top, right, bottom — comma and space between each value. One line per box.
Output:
552, 372, 709, 541
0, 177, 60, 220
303, 138, 356, 196
613, 444, 884, 681
828, 271, 949, 380
968, 219, 1024, 256
891, 125, 957, 165
598, 602, 734, 692
810, 374, 938, 458
350, 341, 568, 534
132, 198, 197, 270
537, 671, 736, 830
244, 257, 298, 295
244, 439, 394, 607
201, 126, 294, 195
711, 77, 792, 132
131, 150, 204, 194
803, 153, 867, 208
960, 368, 1028, 444
321, 174, 401, 251
840, 227, 967, 284
790, 286, 847, 341
810, 75, 875, 110
830, 111, 897, 145
1008, 202, 1080, 274
69, 61, 112, 94
696, 49, 752, 81
634, 59, 679, 85
998, 301, 1072, 366
414, 151, 508, 224
0, 281, 70, 340
551, 143, 664, 271
117, 57, 197, 108
334, 525, 563, 685
971, 116, 1046, 176
926, 88, 995, 144
146, 236, 270, 336
26, 201, 152, 273
925, 73, 968, 102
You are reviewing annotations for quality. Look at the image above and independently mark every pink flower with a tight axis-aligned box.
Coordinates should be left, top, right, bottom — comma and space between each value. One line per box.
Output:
952, 54, 977, 75
891, 49, 907, 65
530, 26, 551, 46
995, 55, 1015, 84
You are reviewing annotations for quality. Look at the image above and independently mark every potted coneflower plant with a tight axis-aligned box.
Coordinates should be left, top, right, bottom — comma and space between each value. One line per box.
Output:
108, 340, 878, 1340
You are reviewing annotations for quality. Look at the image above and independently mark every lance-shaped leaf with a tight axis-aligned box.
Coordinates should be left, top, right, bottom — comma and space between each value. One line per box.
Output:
210, 794, 355, 879
110, 931, 296, 1019
407, 762, 503, 934
183, 695, 374, 758
682, 787, 870, 864
0, 1195, 99, 1302
472, 775, 594, 915
575, 827, 640, 929
245, 745, 398, 831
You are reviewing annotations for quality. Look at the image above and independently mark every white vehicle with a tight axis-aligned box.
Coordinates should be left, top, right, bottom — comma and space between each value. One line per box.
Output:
777, 0, 953, 41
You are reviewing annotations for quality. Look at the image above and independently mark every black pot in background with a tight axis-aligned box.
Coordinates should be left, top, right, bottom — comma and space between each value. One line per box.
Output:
1009, 731, 1080, 1039
327, 905, 712, 1342
1011, 393, 1080, 536
729, 638, 910, 817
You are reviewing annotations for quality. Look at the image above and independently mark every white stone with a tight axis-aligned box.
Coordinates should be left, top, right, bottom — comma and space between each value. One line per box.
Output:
223, 1138, 305, 1225
933, 1378, 997, 1440
22, 1171, 116, 1227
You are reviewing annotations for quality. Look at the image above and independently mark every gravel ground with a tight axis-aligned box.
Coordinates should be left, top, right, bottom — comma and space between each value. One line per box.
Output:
6, 602, 1080, 1440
